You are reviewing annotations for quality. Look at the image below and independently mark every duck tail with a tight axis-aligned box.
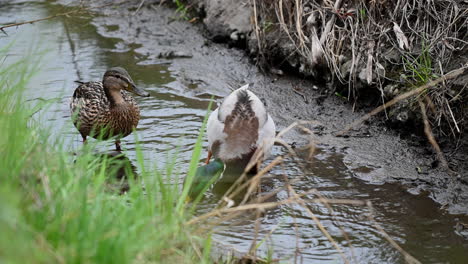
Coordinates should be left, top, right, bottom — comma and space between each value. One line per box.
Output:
223, 90, 259, 154
231, 89, 254, 120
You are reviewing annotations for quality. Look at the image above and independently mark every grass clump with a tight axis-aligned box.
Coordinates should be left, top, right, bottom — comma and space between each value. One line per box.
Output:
170, 0, 198, 21
174, 0, 190, 20
402, 41, 437, 87
0, 50, 212, 263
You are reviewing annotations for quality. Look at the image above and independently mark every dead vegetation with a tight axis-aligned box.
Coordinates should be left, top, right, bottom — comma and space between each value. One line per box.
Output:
250, 0, 467, 140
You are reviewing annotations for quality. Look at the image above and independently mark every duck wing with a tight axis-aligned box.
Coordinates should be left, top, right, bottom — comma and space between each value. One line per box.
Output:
70, 82, 110, 135
207, 88, 260, 161
72, 81, 106, 100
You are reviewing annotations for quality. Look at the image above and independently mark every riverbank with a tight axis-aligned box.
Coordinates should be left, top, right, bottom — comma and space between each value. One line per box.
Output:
190, 0, 467, 141
87, 0, 468, 213
184, 0, 468, 210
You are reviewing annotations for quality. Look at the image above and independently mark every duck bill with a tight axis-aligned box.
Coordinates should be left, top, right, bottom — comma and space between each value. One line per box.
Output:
130, 83, 150, 97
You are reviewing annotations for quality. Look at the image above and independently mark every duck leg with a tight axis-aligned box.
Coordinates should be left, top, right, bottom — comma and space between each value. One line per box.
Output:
82, 135, 87, 144
115, 140, 122, 152
205, 150, 212, 164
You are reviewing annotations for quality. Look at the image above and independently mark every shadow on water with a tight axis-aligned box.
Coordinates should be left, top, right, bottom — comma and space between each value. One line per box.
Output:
75, 150, 138, 194
2, 1, 468, 263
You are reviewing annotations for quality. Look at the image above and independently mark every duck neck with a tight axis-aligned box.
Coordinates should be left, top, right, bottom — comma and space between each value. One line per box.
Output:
106, 89, 125, 107
103, 79, 125, 107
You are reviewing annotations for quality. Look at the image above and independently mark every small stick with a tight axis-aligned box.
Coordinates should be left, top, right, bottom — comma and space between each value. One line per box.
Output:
248, 209, 263, 259
252, 0, 262, 53
239, 156, 284, 206
445, 97, 460, 133
320, 0, 344, 45
0, 1, 127, 32
186, 197, 300, 225
311, 189, 357, 263
133, 0, 146, 15
367, 201, 421, 264
337, 65, 468, 136
418, 100, 451, 172
285, 184, 350, 264
187, 190, 334, 226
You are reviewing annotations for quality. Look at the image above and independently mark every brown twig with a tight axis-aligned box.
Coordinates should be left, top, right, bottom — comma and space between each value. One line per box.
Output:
337, 65, 468, 136
239, 156, 284, 206
248, 209, 263, 259
186, 196, 302, 225
418, 100, 451, 172
133, 0, 146, 15
311, 189, 358, 263
320, 0, 343, 45
366, 201, 421, 264
285, 184, 350, 264
0, 1, 127, 33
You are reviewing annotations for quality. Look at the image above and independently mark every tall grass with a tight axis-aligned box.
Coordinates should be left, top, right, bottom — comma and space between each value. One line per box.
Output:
0, 49, 212, 263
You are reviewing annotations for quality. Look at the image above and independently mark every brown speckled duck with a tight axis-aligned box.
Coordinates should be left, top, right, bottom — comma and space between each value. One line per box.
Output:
70, 67, 149, 151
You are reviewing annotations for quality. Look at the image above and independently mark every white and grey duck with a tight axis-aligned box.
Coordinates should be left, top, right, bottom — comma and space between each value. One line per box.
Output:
205, 84, 276, 174
70, 67, 149, 151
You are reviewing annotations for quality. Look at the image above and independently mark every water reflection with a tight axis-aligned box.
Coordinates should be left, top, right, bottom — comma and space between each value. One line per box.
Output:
81, 150, 138, 194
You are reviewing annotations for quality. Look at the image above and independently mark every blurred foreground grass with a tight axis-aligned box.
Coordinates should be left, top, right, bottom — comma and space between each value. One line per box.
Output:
0, 47, 212, 264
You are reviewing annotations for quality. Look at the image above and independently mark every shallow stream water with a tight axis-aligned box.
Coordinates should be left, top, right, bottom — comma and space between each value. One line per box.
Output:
1, 1, 467, 263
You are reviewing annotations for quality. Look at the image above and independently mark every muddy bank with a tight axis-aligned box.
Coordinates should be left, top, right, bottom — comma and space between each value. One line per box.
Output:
192, 0, 468, 170
190, 0, 468, 208
192, 0, 468, 135
55, 0, 468, 214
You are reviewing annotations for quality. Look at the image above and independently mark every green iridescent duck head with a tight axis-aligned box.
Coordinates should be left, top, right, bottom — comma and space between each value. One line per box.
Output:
103, 67, 150, 97
186, 159, 225, 201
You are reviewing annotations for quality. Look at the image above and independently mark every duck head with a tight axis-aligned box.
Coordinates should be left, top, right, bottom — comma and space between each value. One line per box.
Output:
103, 67, 150, 97
186, 159, 225, 201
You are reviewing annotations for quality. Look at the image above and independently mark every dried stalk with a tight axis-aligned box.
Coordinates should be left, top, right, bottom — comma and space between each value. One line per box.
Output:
337, 65, 467, 136
418, 100, 450, 172
0, 1, 128, 33
285, 184, 350, 264
366, 201, 422, 264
